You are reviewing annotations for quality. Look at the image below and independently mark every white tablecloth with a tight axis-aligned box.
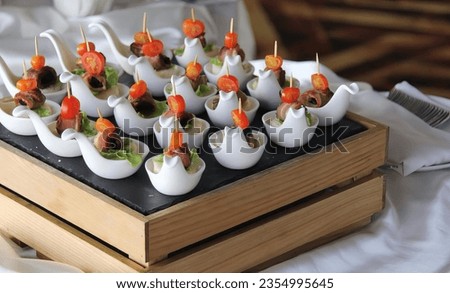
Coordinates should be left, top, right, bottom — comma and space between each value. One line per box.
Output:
1, 1, 450, 273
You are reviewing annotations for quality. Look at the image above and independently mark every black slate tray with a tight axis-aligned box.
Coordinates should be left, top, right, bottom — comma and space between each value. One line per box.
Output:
0, 113, 365, 216
0, 74, 366, 216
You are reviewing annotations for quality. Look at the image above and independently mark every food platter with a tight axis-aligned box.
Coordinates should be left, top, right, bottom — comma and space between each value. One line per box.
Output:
0, 71, 367, 216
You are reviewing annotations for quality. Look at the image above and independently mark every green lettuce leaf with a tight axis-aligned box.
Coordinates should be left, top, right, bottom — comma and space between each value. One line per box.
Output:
195, 84, 211, 97
33, 105, 51, 117
104, 66, 118, 89
209, 56, 223, 67
80, 112, 97, 137
100, 138, 142, 167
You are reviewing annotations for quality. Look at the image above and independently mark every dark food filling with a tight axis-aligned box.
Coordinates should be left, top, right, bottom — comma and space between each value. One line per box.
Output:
218, 43, 245, 62
129, 43, 172, 71
188, 75, 208, 92
243, 128, 260, 148
27, 66, 58, 89
96, 129, 123, 152
265, 67, 286, 87
129, 92, 156, 117
13, 88, 46, 110
56, 112, 82, 135
166, 142, 191, 168
82, 72, 107, 92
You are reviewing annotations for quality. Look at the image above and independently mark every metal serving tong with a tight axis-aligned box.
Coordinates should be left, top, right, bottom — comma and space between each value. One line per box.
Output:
387, 88, 450, 127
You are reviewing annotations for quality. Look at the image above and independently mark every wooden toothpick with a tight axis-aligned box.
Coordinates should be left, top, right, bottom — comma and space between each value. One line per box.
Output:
193, 54, 198, 65
290, 73, 293, 88
22, 60, 27, 78
230, 18, 234, 33
226, 64, 230, 76
136, 69, 140, 82
142, 12, 147, 33
274, 40, 278, 58
146, 28, 153, 42
238, 98, 242, 114
80, 26, 90, 52
191, 8, 195, 21
171, 78, 177, 95
316, 52, 320, 74
97, 108, 103, 119
67, 82, 71, 98
34, 36, 39, 56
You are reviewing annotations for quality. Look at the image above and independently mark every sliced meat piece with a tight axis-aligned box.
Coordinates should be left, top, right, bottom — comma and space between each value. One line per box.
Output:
14, 88, 46, 110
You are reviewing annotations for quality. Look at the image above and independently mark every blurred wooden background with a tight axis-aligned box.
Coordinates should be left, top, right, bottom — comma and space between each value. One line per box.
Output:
245, 0, 450, 98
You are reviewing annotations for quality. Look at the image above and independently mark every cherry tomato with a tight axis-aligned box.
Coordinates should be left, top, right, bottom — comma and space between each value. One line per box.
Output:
60, 95, 81, 119
76, 42, 95, 57
95, 117, 115, 133
231, 109, 249, 129
167, 94, 186, 116
311, 73, 329, 91
265, 55, 283, 71
185, 61, 202, 80
129, 80, 147, 99
182, 19, 205, 39
16, 78, 37, 91
142, 40, 164, 57
133, 31, 150, 44
31, 55, 45, 70
224, 32, 238, 49
281, 87, 300, 104
169, 130, 183, 151
81, 51, 105, 75
217, 74, 239, 92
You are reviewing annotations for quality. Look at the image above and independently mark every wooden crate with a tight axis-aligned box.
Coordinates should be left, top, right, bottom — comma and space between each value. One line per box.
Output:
0, 112, 388, 272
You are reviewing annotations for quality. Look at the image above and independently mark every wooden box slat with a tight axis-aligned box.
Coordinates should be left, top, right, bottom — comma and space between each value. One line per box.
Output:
0, 171, 384, 272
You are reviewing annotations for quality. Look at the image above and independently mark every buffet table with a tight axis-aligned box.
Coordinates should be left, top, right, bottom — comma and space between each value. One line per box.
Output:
1, 1, 450, 273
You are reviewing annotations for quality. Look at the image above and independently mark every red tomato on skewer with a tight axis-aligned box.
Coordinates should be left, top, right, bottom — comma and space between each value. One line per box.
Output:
16, 78, 38, 91
129, 80, 148, 99
185, 61, 202, 80
231, 108, 249, 129
311, 73, 329, 91
265, 55, 283, 71
133, 32, 150, 44
76, 42, 95, 57
142, 39, 164, 57
217, 74, 239, 93
81, 51, 105, 75
60, 95, 81, 119
95, 117, 115, 133
182, 18, 205, 39
30, 55, 45, 70
167, 94, 186, 117
224, 32, 238, 49
281, 87, 300, 104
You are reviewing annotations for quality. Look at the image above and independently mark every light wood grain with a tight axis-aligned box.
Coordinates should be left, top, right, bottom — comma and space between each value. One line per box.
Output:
0, 187, 143, 273
0, 140, 148, 264
149, 173, 384, 272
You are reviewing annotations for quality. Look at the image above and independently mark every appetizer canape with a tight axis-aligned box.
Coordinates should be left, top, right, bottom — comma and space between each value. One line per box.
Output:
154, 85, 210, 149
246, 41, 300, 110
128, 15, 184, 96
262, 80, 318, 148
71, 27, 120, 100
209, 100, 267, 170
61, 111, 149, 179
108, 73, 168, 136
205, 71, 259, 128
0, 38, 66, 103
146, 122, 205, 196
24, 36, 66, 103
12, 85, 96, 157
0, 62, 60, 136
299, 54, 359, 126
58, 27, 129, 118
203, 18, 254, 89
163, 57, 218, 114
39, 28, 123, 77
173, 8, 218, 67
